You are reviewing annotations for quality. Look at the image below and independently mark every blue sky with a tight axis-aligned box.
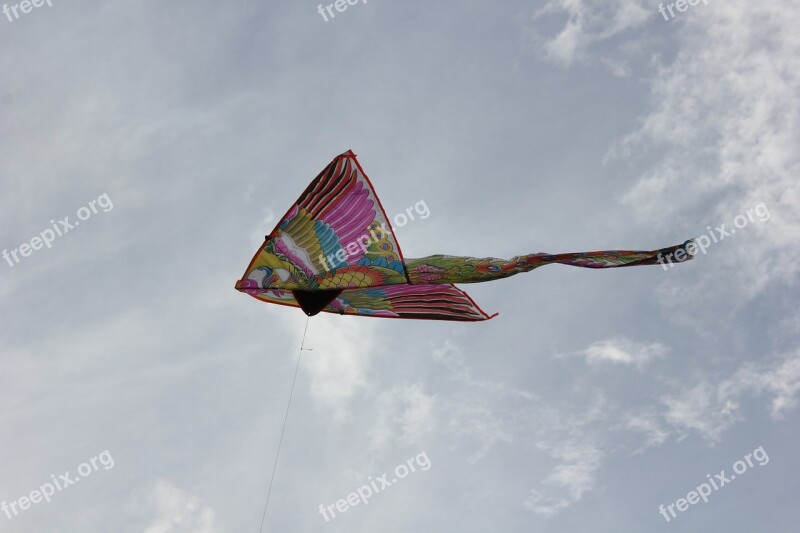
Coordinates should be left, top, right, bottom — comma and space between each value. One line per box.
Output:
1, 1, 798, 532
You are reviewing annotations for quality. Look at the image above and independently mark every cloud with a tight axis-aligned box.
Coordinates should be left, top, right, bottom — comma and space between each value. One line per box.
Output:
612, 0, 800, 294
523, 489, 571, 518
447, 401, 516, 464
662, 351, 800, 441
528, 0, 651, 68
539, 442, 603, 501
541, 17, 584, 66
248, 208, 275, 244
626, 414, 671, 453
303, 315, 375, 422
369, 383, 437, 452
663, 382, 742, 443
433, 339, 535, 400
725, 354, 800, 418
142, 480, 220, 533
429, 339, 609, 512
528, 0, 799, 307
578, 338, 668, 368
431, 339, 529, 462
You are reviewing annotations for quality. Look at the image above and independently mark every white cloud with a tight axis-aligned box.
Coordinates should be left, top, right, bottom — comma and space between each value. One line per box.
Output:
626, 414, 671, 453
447, 401, 516, 464
523, 396, 611, 516
523, 489, 571, 517
663, 382, 741, 443
431, 339, 532, 462
248, 208, 275, 244
369, 383, 437, 452
542, 18, 584, 66
612, 0, 800, 294
529, 0, 651, 68
725, 354, 800, 418
662, 351, 800, 441
303, 315, 375, 422
433, 339, 536, 400
578, 338, 667, 368
539, 442, 603, 501
430, 340, 609, 512
142, 480, 220, 533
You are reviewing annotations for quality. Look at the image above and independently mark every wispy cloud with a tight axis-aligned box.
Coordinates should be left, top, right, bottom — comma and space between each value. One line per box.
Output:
663, 382, 742, 443
539, 442, 603, 501
662, 351, 800, 442
576, 338, 668, 368
528, 0, 651, 68
523, 489, 571, 517
142, 479, 220, 533
303, 315, 375, 422
613, 1, 800, 295
369, 383, 437, 453
626, 413, 671, 453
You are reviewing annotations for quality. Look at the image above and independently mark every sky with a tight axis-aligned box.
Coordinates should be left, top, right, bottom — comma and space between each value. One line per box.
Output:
1, 0, 798, 532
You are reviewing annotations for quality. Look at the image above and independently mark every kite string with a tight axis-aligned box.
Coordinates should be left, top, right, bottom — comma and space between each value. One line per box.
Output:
258, 316, 310, 533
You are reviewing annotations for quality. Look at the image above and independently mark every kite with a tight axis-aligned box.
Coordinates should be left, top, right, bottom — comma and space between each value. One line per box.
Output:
235, 151, 694, 321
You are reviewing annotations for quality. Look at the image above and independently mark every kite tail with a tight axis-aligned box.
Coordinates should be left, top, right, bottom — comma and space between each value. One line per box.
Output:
405, 240, 694, 284
528, 239, 696, 270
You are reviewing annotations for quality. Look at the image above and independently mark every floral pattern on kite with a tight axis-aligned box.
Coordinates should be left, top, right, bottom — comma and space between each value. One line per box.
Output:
240, 154, 408, 292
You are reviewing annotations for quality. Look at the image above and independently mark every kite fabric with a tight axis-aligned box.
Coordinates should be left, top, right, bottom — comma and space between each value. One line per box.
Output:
235, 150, 694, 321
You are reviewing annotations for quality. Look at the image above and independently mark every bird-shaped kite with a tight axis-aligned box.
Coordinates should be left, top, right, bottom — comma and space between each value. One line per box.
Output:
236, 151, 694, 321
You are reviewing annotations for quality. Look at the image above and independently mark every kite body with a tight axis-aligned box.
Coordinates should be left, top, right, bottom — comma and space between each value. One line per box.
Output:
236, 151, 693, 321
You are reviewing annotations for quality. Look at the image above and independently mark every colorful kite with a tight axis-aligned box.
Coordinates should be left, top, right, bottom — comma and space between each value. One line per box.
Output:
236, 151, 694, 321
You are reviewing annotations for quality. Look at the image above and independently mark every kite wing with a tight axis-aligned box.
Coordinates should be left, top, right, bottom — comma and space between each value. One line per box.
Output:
236, 151, 410, 293
329, 284, 496, 321
238, 283, 496, 321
